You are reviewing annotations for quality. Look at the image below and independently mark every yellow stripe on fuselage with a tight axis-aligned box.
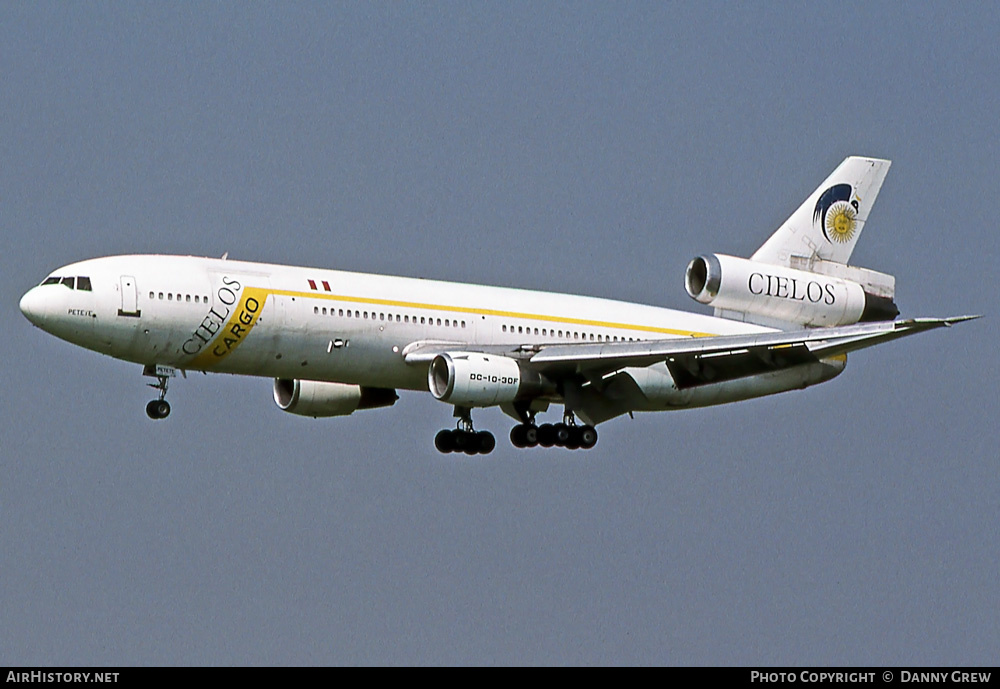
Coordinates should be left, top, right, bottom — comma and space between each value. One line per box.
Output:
185, 284, 717, 370
270, 288, 716, 338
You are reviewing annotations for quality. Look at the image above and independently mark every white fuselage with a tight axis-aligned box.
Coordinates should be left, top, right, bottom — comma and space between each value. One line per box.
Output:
19, 254, 843, 416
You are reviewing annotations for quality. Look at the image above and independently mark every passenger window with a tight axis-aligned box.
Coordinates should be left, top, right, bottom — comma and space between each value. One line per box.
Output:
461, 321, 465, 328
186, 295, 191, 302
77, 277, 92, 291
159, 293, 164, 300
168, 293, 173, 301
60, 277, 75, 289
149, 292, 155, 299
194, 295, 200, 303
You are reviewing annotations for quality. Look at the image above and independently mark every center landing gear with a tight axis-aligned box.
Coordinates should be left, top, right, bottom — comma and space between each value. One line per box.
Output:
144, 367, 172, 420
435, 407, 496, 455
511, 411, 598, 451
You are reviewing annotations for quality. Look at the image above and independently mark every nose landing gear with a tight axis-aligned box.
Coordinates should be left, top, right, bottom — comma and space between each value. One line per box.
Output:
143, 365, 174, 420
146, 398, 171, 420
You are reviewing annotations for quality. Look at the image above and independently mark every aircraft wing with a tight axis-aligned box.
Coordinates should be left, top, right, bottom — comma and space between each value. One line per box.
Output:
404, 316, 978, 390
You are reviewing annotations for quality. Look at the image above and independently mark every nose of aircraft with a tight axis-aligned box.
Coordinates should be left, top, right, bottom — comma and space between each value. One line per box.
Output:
19, 287, 47, 327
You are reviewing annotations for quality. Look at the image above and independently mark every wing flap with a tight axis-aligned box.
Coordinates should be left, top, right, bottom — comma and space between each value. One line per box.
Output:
665, 344, 818, 389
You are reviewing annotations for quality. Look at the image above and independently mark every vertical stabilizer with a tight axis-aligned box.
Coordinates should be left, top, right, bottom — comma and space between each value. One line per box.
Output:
752, 156, 891, 267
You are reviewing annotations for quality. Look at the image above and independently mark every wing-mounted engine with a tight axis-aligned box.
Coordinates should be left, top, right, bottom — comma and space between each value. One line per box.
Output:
273, 379, 397, 417
428, 352, 553, 407
685, 253, 898, 328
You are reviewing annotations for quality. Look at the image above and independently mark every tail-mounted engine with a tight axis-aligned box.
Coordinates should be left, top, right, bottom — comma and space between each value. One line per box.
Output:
273, 379, 397, 417
685, 253, 898, 327
428, 352, 553, 407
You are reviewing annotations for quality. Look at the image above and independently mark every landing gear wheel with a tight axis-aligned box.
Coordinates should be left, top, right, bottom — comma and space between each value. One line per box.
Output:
435, 429, 455, 453
477, 431, 496, 455
537, 423, 556, 447
523, 425, 539, 447
146, 399, 171, 420
452, 430, 470, 453
510, 425, 526, 448
553, 423, 572, 447
579, 425, 598, 449
463, 432, 479, 455
510, 424, 541, 449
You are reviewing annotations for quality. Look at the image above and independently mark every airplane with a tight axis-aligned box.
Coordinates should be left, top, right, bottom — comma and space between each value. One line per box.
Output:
19, 156, 976, 455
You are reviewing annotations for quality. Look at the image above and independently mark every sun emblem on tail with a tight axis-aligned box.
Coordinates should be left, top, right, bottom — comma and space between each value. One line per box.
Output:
825, 200, 857, 243
814, 183, 861, 244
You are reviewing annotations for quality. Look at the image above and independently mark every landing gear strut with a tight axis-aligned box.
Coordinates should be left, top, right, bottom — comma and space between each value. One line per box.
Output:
511, 410, 597, 451
145, 369, 172, 420
435, 406, 495, 455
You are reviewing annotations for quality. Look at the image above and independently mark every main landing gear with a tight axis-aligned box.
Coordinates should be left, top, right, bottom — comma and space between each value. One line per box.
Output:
144, 368, 172, 420
435, 408, 597, 455
510, 411, 598, 451
435, 407, 496, 455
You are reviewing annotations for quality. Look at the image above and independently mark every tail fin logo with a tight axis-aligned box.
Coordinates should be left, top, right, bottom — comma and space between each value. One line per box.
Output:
814, 184, 860, 244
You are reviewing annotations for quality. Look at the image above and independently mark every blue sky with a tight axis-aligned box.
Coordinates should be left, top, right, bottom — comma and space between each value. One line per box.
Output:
3, 3, 997, 664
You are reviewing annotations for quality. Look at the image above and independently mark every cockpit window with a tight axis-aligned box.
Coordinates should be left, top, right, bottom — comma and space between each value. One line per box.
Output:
39, 275, 92, 290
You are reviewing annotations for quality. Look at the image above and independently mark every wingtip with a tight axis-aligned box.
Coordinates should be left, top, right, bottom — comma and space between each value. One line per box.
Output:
943, 315, 982, 326
894, 315, 981, 329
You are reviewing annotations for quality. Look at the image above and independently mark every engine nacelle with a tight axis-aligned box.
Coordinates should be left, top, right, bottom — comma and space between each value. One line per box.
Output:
273, 379, 397, 417
685, 253, 898, 327
428, 352, 550, 407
